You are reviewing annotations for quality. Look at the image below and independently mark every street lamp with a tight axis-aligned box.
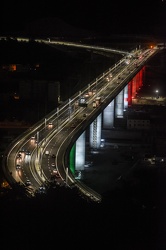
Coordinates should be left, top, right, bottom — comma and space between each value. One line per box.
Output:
155, 89, 159, 99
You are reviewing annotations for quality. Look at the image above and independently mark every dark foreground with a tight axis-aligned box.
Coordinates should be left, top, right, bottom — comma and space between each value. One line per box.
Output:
1, 157, 166, 250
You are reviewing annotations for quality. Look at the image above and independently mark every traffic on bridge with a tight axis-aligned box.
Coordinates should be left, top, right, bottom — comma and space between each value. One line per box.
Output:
2, 41, 162, 202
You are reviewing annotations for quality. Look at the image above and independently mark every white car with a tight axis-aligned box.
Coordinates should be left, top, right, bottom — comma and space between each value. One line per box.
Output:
16, 164, 21, 170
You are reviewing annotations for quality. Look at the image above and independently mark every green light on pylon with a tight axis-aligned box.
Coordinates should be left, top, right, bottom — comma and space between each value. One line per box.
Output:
69, 143, 76, 174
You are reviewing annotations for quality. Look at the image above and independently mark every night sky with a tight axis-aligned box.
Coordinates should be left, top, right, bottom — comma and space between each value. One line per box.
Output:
1, 0, 166, 37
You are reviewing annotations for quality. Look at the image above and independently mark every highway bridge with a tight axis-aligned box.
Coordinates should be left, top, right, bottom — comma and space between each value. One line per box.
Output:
0, 36, 143, 55
2, 38, 164, 202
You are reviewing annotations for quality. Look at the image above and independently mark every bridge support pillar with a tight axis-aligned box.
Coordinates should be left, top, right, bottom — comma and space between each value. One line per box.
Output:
124, 85, 128, 110
75, 131, 86, 171
89, 113, 102, 151
115, 89, 124, 118
103, 100, 114, 129
130, 68, 145, 99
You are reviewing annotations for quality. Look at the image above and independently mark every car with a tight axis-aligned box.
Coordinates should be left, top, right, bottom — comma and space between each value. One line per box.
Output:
51, 162, 55, 167
25, 180, 31, 186
55, 173, 60, 178
48, 122, 53, 128
16, 155, 22, 161
16, 164, 21, 170
52, 154, 56, 158
45, 150, 49, 155
16, 154, 22, 159
39, 186, 46, 193
52, 169, 60, 178
52, 169, 58, 174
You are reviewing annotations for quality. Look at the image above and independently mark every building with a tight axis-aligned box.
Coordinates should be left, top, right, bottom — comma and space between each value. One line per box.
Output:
127, 113, 151, 130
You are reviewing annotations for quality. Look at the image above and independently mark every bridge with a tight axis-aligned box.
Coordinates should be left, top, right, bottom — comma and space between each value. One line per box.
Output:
2, 38, 164, 202
1, 35, 149, 56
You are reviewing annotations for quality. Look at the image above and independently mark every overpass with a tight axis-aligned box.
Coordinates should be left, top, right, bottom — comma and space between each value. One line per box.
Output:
2, 40, 164, 202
